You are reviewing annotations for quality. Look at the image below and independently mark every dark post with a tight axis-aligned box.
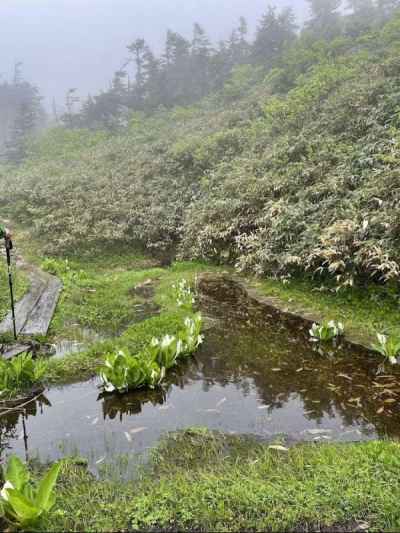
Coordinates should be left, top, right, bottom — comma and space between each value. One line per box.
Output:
4, 236, 17, 340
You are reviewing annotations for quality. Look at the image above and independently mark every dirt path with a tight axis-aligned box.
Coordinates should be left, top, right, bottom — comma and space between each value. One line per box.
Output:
0, 248, 62, 356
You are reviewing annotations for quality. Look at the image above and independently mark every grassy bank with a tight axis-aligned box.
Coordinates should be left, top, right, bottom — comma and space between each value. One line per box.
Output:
3, 225, 400, 391
0, 260, 29, 323
36, 429, 400, 532
251, 276, 400, 345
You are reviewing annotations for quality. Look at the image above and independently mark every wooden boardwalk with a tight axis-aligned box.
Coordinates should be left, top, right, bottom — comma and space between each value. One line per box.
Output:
0, 251, 62, 358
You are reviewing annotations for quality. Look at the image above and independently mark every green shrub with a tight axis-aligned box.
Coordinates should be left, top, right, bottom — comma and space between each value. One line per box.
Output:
0, 456, 61, 528
3, 18, 400, 288
0, 353, 47, 398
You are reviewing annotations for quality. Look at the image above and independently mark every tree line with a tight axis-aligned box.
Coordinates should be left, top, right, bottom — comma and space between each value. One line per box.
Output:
63, 0, 400, 131
2, 0, 400, 163
0, 63, 44, 164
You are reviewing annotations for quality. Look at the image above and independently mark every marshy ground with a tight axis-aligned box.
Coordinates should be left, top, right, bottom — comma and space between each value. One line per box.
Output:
1, 229, 400, 531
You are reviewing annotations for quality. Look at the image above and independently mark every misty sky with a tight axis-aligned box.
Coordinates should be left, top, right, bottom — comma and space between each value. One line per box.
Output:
0, 0, 308, 108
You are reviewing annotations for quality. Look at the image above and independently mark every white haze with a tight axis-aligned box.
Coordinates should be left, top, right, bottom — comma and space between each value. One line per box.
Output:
0, 0, 308, 108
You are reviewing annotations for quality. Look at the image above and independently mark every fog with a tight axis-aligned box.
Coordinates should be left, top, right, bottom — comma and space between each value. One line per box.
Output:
0, 0, 307, 107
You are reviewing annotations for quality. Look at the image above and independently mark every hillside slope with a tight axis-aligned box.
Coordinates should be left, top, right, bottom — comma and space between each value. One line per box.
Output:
2, 15, 400, 287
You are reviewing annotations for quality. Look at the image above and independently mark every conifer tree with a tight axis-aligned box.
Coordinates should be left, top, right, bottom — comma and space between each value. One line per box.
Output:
5, 87, 42, 164
305, 0, 343, 40
377, 0, 400, 21
253, 6, 297, 68
191, 23, 213, 99
346, 0, 376, 35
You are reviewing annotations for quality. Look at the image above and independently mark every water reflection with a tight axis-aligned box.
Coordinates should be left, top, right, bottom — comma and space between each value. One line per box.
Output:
101, 388, 167, 420
0, 395, 51, 460
0, 299, 400, 466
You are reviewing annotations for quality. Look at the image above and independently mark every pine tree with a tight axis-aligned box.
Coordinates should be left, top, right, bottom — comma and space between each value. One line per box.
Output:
377, 0, 400, 21
191, 23, 213, 99
162, 30, 191, 105
142, 46, 161, 109
61, 88, 80, 128
252, 7, 297, 68
305, 0, 343, 40
4, 87, 42, 164
127, 38, 147, 107
346, 0, 376, 36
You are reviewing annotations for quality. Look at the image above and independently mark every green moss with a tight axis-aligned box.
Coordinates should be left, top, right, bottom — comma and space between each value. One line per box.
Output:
41, 430, 400, 532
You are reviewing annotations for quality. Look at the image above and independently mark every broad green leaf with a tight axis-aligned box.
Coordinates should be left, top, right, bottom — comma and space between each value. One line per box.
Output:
6, 489, 40, 524
5, 456, 29, 492
35, 463, 61, 512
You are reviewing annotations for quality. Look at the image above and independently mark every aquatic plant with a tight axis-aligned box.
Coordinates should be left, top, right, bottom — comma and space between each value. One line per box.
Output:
100, 350, 163, 393
0, 455, 61, 527
0, 353, 47, 398
309, 321, 344, 342
172, 279, 196, 311
99, 313, 203, 394
372, 333, 400, 365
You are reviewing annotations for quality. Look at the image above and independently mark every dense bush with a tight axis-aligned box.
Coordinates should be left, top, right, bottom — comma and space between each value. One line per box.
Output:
2, 16, 400, 287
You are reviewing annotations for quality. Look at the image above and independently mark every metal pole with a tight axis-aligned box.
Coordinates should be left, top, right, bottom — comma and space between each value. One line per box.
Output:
4, 237, 17, 341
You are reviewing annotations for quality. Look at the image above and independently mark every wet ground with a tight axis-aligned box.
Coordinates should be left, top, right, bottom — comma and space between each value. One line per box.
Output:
1, 304, 400, 471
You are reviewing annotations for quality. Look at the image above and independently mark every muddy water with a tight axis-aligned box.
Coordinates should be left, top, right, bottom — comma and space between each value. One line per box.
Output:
1, 306, 400, 470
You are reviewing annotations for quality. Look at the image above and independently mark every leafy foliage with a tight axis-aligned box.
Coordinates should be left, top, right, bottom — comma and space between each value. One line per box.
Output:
0, 456, 61, 527
99, 280, 203, 393
309, 320, 344, 342
3, 13, 400, 289
372, 333, 400, 364
0, 353, 47, 398
99, 313, 203, 393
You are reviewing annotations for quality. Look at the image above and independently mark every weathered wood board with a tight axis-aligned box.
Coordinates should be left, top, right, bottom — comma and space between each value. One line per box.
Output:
20, 276, 63, 336
0, 344, 32, 360
0, 252, 63, 342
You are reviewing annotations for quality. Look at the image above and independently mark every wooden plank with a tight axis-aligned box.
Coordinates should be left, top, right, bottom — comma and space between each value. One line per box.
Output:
0, 272, 47, 335
21, 277, 63, 336
0, 263, 62, 339
1, 344, 31, 360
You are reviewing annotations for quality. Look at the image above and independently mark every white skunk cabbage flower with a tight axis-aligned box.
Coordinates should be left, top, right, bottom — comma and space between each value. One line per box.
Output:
1, 481, 14, 501
161, 335, 176, 349
176, 339, 184, 356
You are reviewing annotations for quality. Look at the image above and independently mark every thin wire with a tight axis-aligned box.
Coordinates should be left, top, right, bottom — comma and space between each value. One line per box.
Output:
0, 392, 43, 418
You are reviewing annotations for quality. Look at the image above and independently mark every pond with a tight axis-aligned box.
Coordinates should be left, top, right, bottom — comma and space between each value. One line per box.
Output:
1, 276, 399, 471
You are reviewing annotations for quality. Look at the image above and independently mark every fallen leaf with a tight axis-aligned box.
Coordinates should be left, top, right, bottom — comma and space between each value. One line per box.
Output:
268, 445, 288, 452
377, 406, 385, 414
129, 427, 147, 434
216, 398, 227, 408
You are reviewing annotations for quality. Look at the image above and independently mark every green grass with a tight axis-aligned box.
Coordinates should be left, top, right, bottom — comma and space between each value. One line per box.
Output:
43, 311, 192, 385
0, 261, 29, 322
251, 276, 400, 345
39, 259, 219, 385
7, 225, 400, 386
37, 429, 400, 532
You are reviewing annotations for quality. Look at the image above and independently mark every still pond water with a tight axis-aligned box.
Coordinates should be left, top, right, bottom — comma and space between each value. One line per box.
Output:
1, 295, 400, 471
